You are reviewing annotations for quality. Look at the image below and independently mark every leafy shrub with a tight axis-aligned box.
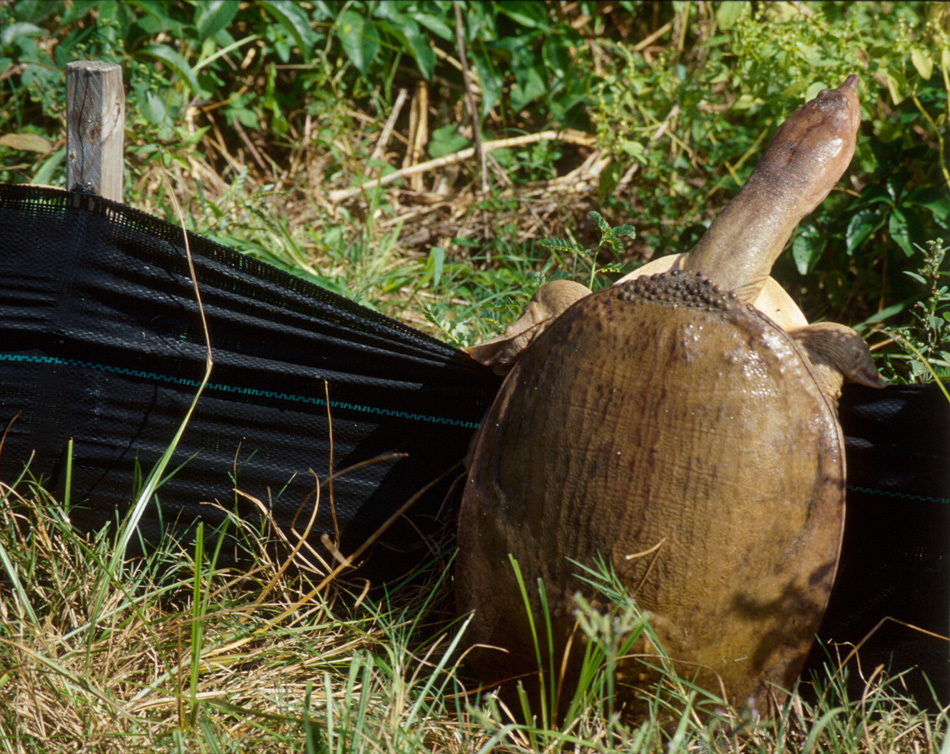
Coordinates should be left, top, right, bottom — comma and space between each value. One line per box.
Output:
0, 1, 946, 378
591, 3, 948, 336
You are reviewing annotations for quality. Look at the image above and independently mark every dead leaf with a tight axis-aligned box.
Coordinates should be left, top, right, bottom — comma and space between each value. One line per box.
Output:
0, 133, 52, 153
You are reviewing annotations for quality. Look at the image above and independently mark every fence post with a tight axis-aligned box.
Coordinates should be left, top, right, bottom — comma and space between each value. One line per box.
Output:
66, 61, 125, 202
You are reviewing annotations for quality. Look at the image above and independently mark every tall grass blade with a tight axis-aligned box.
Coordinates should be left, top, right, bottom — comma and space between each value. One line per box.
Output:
508, 554, 550, 729
0, 540, 37, 625
403, 613, 473, 729
666, 691, 697, 753
190, 521, 205, 727
802, 706, 846, 754
352, 656, 374, 753
323, 671, 335, 753
63, 437, 72, 512
88, 169, 215, 646
535, 576, 559, 720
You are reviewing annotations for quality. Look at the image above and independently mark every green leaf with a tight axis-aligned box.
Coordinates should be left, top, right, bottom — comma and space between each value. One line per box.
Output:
495, 1, 549, 28
612, 224, 637, 241
0, 133, 52, 153
233, 106, 259, 129
336, 10, 380, 75
590, 210, 610, 235
427, 246, 444, 288
141, 44, 202, 95
135, 13, 189, 36
428, 124, 470, 158
598, 162, 623, 198
376, 17, 435, 80
716, 1, 750, 30
60, 2, 97, 25
140, 90, 169, 125
31, 147, 66, 186
859, 299, 910, 326
792, 223, 826, 275
886, 172, 908, 201
12, 0, 60, 24
888, 206, 921, 257
195, 0, 239, 42
878, 69, 904, 105
799, 46, 832, 70
804, 80, 829, 101
311, 1, 335, 21
128, 0, 169, 21
129, 0, 181, 29
904, 186, 950, 223
845, 208, 885, 254
95, 1, 134, 37
539, 237, 584, 254
413, 12, 454, 41
910, 46, 933, 80
510, 60, 546, 112
857, 183, 893, 206
617, 138, 647, 163
1, 22, 43, 47
260, 0, 314, 60
471, 48, 502, 116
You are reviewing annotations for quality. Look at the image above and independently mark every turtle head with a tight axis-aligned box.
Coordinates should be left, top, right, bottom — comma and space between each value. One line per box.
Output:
752, 74, 861, 223
685, 75, 861, 303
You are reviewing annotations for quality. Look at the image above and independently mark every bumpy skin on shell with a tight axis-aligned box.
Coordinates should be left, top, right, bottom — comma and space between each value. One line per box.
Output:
617, 253, 809, 330
456, 272, 846, 716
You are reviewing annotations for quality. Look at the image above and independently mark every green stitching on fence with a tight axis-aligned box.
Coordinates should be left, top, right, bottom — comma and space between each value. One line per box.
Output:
0, 353, 481, 429
847, 485, 949, 505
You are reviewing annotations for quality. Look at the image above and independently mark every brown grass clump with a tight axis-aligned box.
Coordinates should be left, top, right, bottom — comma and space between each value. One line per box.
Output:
0, 470, 945, 753
0, 475, 445, 750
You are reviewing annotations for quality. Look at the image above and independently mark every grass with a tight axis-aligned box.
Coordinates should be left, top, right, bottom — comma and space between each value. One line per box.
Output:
0, 465, 946, 753
1, 3, 948, 749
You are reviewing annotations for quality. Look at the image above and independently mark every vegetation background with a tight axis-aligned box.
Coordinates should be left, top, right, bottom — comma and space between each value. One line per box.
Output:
2, 0, 949, 378
0, 1, 948, 751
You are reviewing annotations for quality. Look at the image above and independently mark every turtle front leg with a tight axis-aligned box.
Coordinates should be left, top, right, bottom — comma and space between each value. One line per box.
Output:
465, 279, 591, 375
789, 322, 885, 401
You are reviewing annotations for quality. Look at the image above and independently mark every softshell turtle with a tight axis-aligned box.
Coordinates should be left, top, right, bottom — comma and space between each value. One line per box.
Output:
457, 75, 884, 717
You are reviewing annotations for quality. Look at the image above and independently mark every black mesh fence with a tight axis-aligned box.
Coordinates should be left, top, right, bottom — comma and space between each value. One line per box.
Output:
0, 184, 501, 577
810, 383, 948, 702
0, 183, 945, 697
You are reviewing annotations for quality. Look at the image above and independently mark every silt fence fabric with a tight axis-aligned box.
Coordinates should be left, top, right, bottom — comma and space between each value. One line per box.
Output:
0, 183, 945, 694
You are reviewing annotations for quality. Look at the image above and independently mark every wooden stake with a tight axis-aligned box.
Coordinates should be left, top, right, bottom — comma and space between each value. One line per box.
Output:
66, 61, 125, 202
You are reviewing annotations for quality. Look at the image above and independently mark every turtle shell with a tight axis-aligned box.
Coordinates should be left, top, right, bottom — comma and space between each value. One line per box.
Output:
457, 271, 845, 715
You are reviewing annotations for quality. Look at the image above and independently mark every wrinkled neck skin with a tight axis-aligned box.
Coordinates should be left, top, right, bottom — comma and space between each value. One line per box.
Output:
685, 175, 809, 303
685, 74, 861, 304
